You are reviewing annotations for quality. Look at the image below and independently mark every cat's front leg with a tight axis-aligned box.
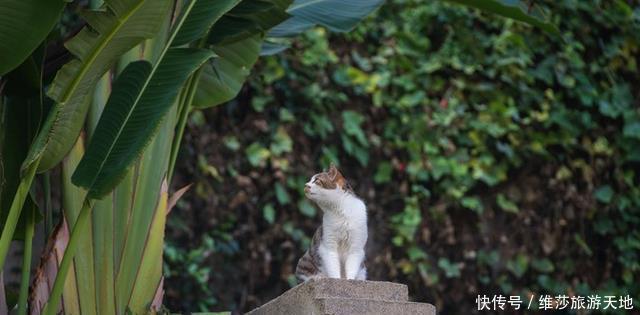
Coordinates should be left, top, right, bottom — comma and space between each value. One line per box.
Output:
344, 250, 365, 280
318, 245, 341, 278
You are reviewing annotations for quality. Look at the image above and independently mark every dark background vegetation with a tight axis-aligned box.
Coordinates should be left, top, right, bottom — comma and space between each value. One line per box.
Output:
164, 0, 640, 313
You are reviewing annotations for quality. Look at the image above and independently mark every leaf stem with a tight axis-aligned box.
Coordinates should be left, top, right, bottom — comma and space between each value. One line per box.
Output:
167, 67, 202, 183
0, 158, 39, 269
17, 205, 35, 315
44, 172, 52, 236
167, 21, 211, 184
42, 198, 94, 315
155, 0, 204, 184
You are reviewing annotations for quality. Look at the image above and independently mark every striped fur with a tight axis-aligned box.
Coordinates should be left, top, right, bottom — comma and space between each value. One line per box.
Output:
295, 227, 324, 281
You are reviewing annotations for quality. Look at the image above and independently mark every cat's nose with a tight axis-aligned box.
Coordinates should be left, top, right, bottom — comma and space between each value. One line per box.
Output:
304, 184, 310, 193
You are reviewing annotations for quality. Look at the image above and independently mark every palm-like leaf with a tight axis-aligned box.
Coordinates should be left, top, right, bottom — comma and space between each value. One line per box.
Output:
267, 16, 314, 37
208, 0, 292, 45
194, 0, 385, 109
193, 35, 262, 108
0, 0, 65, 75
173, 0, 242, 47
192, 0, 298, 109
28, 0, 241, 311
22, 0, 172, 173
30, 134, 172, 314
72, 48, 213, 199
285, 0, 384, 32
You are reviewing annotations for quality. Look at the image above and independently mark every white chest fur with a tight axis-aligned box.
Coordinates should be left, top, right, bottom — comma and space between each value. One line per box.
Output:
317, 195, 368, 279
322, 206, 367, 251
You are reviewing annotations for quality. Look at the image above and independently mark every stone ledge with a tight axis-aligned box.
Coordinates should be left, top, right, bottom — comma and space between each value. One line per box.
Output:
308, 278, 409, 301
246, 279, 435, 315
316, 297, 436, 315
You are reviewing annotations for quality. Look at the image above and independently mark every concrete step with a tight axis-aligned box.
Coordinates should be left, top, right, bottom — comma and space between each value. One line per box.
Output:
316, 297, 436, 315
307, 278, 409, 301
247, 279, 435, 315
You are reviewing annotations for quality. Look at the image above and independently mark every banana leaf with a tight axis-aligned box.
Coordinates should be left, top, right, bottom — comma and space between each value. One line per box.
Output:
22, 0, 173, 173
0, 0, 65, 75
30, 107, 178, 314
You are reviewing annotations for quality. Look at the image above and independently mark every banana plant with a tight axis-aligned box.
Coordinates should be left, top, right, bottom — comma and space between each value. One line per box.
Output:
0, 0, 558, 313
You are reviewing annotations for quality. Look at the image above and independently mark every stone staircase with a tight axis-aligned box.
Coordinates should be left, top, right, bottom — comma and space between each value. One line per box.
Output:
246, 278, 436, 315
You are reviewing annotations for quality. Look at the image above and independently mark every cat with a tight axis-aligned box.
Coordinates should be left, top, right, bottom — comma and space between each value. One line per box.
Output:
295, 164, 367, 281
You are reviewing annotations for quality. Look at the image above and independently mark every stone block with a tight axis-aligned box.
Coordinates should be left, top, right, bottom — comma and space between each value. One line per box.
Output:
246, 278, 435, 315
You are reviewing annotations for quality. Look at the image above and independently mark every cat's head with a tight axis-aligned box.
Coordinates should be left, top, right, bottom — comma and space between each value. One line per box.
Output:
304, 164, 352, 204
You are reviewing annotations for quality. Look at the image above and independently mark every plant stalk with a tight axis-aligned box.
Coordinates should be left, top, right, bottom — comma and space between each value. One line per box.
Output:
167, 68, 202, 183
167, 31, 210, 184
17, 206, 35, 315
42, 198, 94, 315
0, 159, 39, 269
43, 172, 52, 236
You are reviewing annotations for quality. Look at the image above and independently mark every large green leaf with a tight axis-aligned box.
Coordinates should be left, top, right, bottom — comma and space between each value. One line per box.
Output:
230, 0, 290, 31
29, 126, 173, 314
268, 15, 314, 37
28, 134, 90, 314
0, 0, 65, 75
22, 0, 172, 173
208, 16, 263, 45
59, 136, 97, 315
285, 0, 384, 32
32, 18, 177, 312
193, 35, 261, 108
72, 48, 213, 199
199, 0, 383, 107
445, 0, 560, 35
198, 0, 386, 107
127, 179, 168, 311
173, 0, 242, 47
113, 96, 176, 314
208, 0, 292, 45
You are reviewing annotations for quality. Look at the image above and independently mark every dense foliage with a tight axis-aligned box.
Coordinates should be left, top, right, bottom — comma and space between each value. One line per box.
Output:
2, 0, 387, 313
166, 0, 640, 313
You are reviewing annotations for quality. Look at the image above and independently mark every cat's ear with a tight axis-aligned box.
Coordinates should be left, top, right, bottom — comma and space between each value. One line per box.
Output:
327, 163, 338, 178
328, 164, 346, 187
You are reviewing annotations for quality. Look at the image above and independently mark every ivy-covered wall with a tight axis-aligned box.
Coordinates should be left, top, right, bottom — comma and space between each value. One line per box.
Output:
166, 0, 640, 312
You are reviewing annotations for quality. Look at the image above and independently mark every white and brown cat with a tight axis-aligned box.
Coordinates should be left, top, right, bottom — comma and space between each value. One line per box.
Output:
295, 164, 367, 281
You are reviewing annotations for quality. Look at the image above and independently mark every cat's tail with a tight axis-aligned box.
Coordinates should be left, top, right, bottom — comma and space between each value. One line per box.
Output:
295, 250, 321, 282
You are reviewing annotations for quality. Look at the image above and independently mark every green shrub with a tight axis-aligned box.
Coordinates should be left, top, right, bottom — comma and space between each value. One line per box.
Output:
166, 0, 640, 312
